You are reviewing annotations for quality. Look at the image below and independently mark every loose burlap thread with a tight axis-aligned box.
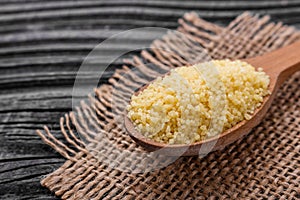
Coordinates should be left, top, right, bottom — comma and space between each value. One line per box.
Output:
36, 12, 300, 199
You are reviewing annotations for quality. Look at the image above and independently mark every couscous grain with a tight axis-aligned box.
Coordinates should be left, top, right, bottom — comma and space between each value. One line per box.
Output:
127, 60, 270, 144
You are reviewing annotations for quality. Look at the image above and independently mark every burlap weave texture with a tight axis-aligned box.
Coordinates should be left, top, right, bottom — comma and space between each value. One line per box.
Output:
37, 12, 300, 199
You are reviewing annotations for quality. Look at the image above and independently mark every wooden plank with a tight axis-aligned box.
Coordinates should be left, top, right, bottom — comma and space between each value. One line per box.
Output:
0, 0, 299, 14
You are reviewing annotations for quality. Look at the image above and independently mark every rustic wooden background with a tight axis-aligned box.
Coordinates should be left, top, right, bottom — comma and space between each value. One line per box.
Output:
1, 0, 300, 199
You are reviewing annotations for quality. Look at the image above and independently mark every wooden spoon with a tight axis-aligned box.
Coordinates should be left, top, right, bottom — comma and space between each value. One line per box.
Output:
125, 40, 300, 156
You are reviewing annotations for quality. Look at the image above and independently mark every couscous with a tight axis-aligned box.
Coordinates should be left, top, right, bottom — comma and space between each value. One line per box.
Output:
127, 60, 270, 144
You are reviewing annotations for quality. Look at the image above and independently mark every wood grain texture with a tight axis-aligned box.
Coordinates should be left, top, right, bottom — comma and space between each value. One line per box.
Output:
0, 0, 299, 199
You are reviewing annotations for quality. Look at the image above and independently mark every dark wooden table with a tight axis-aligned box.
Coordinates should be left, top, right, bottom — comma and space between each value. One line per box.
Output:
1, 0, 300, 199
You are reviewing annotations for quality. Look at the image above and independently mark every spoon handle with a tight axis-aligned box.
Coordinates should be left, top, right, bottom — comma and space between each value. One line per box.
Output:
246, 40, 300, 85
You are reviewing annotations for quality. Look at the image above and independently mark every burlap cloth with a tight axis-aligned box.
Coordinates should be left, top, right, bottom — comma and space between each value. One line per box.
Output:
36, 12, 300, 199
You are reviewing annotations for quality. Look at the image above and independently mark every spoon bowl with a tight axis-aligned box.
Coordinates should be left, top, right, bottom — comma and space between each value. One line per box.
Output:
125, 40, 300, 156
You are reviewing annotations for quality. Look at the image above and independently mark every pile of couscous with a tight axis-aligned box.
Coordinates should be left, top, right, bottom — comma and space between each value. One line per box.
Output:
127, 60, 270, 144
